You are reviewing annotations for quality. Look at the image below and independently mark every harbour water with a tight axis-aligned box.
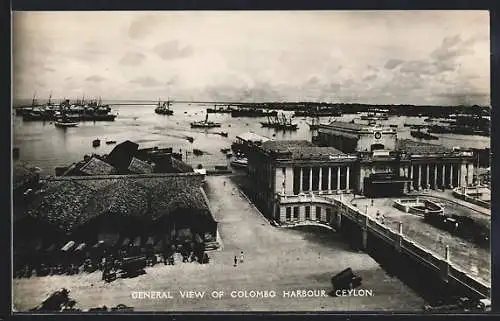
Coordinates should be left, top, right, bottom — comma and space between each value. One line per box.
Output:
12, 102, 490, 176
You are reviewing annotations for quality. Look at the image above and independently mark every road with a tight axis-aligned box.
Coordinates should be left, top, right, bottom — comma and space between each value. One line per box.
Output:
13, 175, 424, 312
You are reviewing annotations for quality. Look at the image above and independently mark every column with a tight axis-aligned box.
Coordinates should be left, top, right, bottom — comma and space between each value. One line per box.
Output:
299, 205, 306, 221
337, 166, 341, 191
319, 167, 323, 192
409, 165, 414, 191
467, 163, 474, 186
418, 165, 422, 190
442, 164, 446, 188
460, 163, 467, 188
426, 164, 430, 189
403, 166, 408, 192
327, 167, 332, 193
299, 167, 303, 193
434, 164, 438, 189
279, 206, 286, 222
449, 164, 454, 188
346, 166, 350, 191
309, 167, 313, 192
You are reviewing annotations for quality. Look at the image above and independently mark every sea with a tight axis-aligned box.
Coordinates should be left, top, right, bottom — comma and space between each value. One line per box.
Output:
12, 101, 491, 176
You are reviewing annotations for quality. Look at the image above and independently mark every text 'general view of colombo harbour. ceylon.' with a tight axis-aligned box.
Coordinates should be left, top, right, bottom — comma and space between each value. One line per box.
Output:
12, 10, 491, 313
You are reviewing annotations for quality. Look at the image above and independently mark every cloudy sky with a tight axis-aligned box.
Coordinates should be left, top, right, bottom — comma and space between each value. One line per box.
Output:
13, 11, 490, 105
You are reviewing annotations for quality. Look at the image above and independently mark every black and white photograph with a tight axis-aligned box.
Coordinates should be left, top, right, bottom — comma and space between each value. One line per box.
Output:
12, 11, 491, 312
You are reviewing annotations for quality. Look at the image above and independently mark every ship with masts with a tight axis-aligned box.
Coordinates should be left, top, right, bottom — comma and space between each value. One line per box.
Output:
154, 99, 173, 115
206, 104, 233, 114
18, 94, 116, 122
294, 107, 341, 117
261, 113, 298, 131
231, 107, 278, 118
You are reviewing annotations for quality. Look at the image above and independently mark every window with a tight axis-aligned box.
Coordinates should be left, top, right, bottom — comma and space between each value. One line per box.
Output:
286, 207, 291, 221
326, 208, 332, 223
293, 207, 299, 220
305, 206, 311, 220
316, 206, 322, 220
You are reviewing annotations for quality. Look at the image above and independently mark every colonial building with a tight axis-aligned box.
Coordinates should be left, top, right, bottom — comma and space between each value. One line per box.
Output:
245, 121, 476, 223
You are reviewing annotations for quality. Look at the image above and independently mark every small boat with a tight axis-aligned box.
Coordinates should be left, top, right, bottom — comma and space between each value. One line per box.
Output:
186, 136, 194, 143
219, 132, 228, 137
54, 120, 78, 128
92, 139, 101, 147
190, 114, 221, 128
193, 149, 204, 156
106, 140, 117, 145
230, 158, 248, 169
220, 148, 231, 153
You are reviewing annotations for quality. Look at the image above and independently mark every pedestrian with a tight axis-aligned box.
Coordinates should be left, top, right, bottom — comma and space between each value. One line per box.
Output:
234, 255, 238, 267
239, 251, 244, 263
223, 181, 226, 186
371, 199, 374, 207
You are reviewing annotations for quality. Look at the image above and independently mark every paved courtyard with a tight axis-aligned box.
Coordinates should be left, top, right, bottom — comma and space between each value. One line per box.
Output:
13, 175, 425, 312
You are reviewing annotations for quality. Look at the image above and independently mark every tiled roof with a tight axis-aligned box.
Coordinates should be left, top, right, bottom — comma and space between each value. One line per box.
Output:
260, 140, 346, 160
396, 139, 452, 154
79, 157, 116, 176
171, 157, 194, 173
25, 180, 97, 233
13, 164, 39, 190
128, 157, 154, 174
22, 173, 212, 234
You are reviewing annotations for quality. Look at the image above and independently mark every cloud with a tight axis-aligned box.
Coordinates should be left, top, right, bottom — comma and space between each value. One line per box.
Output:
85, 75, 106, 82
384, 59, 403, 69
153, 40, 193, 60
363, 74, 377, 81
128, 15, 162, 40
119, 51, 146, 66
129, 76, 162, 87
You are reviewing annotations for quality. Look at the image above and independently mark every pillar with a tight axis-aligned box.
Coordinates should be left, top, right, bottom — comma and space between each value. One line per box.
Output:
299, 167, 303, 193
460, 163, 467, 188
346, 166, 350, 191
449, 164, 454, 188
441, 245, 450, 282
403, 166, 409, 192
426, 164, 430, 189
299, 205, 306, 221
336, 210, 342, 229
327, 167, 332, 193
279, 206, 286, 222
309, 167, 313, 192
337, 166, 341, 191
319, 167, 323, 192
409, 165, 414, 191
433, 164, 438, 190
362, 215, 369, 250
467, 163, 474, 186
418, 165, 422, 190
285, 167, 294, 195
395, 222, 403, 252
442, 164, 446, 188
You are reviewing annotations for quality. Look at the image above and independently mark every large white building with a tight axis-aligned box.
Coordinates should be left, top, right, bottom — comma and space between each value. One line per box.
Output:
245, 121, 476, 223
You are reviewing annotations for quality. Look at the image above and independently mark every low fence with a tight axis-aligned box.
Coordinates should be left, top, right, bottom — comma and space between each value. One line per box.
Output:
452, 188, 490, 209
321, 195, 491, 299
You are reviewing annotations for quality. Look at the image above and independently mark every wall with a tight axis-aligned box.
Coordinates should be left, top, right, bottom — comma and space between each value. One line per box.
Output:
357, 132, 397, 152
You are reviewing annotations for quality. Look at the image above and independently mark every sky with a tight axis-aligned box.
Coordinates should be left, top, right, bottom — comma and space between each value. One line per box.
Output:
12, 11, 490, 105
